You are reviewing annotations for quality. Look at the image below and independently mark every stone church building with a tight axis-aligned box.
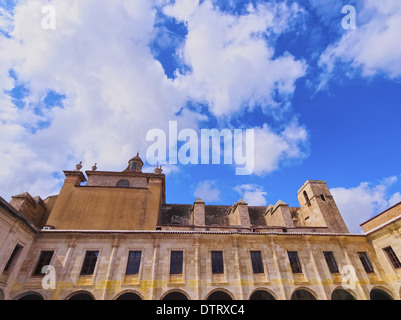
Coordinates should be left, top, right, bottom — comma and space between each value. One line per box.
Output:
1, 154, 400, 300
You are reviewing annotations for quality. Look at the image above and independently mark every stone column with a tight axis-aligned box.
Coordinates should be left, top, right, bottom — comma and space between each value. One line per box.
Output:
233, 239, 244, 300
150, 238, 160, 300
338, 238, 368, 300
305, 238, 328, 300
194, 236, 201, 300
101, 236, 119, 300
269, 238, 287, 300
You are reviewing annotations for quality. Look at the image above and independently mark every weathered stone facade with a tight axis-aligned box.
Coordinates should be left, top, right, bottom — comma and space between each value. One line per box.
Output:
0, 156, 400, 300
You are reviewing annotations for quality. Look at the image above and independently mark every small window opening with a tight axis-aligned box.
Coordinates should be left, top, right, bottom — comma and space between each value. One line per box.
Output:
116, 179, 130, 188
303, 191, 311, 207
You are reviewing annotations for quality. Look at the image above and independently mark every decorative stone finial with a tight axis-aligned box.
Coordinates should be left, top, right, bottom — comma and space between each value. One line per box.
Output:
92, 163, 97, 171
75, 161, 82, 171
154, 165, 163, 174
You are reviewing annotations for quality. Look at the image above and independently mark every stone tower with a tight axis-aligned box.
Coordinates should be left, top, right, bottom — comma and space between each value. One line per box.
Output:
296, 180, 349, 233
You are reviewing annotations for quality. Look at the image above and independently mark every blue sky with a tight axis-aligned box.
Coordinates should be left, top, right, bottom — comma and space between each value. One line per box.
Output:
1, 0, 401, 233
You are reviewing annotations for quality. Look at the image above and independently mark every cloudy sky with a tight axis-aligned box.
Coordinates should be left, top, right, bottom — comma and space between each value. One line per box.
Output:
1, 0, 400, 233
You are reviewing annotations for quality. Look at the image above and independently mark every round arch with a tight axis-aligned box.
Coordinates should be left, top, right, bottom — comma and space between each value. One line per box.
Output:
249, 288, 276, 300
161, 290, 190, 300
370, 288, 394, 300
206, 289, 234, 300
115, 291, 143, 300
291, 288, 317, 300
331, 288, 356, 300
66, 291, 96, 300
14, 291, 45, 300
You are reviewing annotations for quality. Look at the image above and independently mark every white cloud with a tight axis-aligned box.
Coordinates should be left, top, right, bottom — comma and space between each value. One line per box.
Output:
194, 180, 221, 203
251, 121, 309, 176
319, 0, 401, 84
166, 0, 307, 117
388, 192, 401, 207
234, 184, 267, 206
0, 0, 309, 202
0, 0, 193, 200
330, 176, 401, 233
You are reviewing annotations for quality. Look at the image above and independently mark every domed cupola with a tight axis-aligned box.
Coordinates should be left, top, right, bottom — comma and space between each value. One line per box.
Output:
124, 152, 144, 172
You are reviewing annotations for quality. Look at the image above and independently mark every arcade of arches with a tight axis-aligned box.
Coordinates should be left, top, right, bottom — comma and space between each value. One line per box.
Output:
11, 287, 395, 300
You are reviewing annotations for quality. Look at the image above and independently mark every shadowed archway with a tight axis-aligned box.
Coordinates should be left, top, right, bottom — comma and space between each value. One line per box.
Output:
291, 289, 317, 300
250, 290, 276, 300
116, 292, 142, 300
331, 289, 356, 300
370, 288, 393, 300
207, 291, 233, 300
17, 292, 44, 300
68, 291, 95, 300
162, 291, 189, 300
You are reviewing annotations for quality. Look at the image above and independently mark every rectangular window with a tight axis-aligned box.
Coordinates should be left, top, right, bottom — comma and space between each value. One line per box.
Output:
80, 251, 99, 276
3, 244, 23, 273
287, 251, 302, 273
211, 251, 224, 274
323, 251, 339, 273
126, 251, 142, 275
358, 252, 374, 273
383, 246, 401, 269
170, 251, 183, 275
33, 251, 54, 276
250, 251, 264, 273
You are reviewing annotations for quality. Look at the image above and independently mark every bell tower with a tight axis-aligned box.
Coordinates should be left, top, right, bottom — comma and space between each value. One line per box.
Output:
297, 180, 349, 233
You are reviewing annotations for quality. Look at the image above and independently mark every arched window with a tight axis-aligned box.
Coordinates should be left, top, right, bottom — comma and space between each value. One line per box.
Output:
116, 179, 130, 188
303, 191, 311, 207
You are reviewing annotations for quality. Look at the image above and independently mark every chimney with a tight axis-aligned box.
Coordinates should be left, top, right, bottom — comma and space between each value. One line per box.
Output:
228, 199, 250, 227
192, 198, 205, 226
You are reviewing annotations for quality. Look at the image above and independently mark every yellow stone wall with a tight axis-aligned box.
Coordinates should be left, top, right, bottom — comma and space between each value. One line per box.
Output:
46, 178, 164, 231
0, 201, 38, 294
2, 230, 400, 300
361, 202, 401, 233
